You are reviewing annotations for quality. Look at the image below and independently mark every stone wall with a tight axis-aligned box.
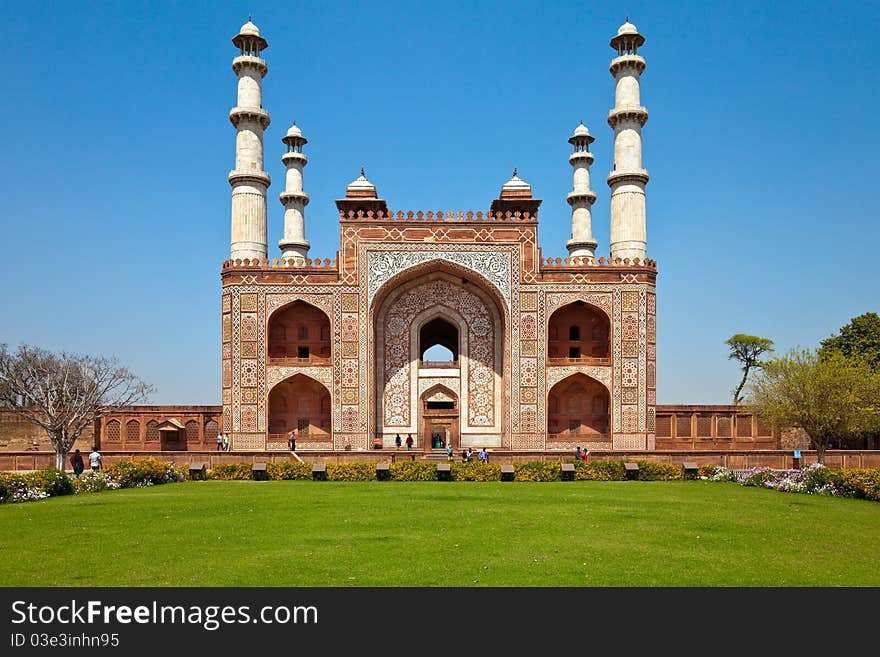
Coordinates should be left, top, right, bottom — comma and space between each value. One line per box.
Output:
0, 410, 94, 453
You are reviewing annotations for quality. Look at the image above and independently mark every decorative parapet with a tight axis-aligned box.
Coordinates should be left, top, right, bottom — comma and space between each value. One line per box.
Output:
338, 209, 538, 223
540, 255, 657, 270
222, 257, 338, 271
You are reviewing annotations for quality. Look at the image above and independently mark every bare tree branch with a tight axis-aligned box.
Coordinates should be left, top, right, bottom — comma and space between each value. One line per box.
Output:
0, 343, 154, 469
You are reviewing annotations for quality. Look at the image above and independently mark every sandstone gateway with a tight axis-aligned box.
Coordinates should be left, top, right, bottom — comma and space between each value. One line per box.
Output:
223, 18, 653, 453
7, 20, 818, 468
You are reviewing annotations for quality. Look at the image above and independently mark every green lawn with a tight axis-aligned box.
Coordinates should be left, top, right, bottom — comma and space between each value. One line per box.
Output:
2, 480, 878, 586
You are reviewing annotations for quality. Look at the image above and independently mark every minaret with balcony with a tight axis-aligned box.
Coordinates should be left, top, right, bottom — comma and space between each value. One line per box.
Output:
278, 122, 310, 261
566, 123, 599, 258
607, 19, 649, 261
229, 19, 271, 261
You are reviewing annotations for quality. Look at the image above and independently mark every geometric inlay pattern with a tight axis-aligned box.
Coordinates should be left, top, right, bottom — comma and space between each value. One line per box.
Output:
266, 365, 334, 392
367, 249, 511, 304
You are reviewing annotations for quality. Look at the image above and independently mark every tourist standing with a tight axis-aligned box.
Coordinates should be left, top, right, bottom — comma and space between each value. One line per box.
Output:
288, 429, 296, 452
221, 433, 229, 451
70, 449, 85, 478
88, 447, 102, 472
395, 434, 402, 449
575, 446, 582, 461
445, 443, 453, 462
405, 434, 413, 451
479, 447, 488, 463
217, 433, 223, 451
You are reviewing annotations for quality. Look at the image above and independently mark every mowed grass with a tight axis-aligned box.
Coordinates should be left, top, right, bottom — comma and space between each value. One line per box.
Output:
2, 480, 878, 586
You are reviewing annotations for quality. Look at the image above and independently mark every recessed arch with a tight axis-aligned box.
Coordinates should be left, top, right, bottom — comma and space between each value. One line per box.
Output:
267, 300, 331, 361
268, 373, 332, 440
420, 383, 459, 450
548, 301, 611, 361
547, 373, 610, 438
373, 269, 504, 437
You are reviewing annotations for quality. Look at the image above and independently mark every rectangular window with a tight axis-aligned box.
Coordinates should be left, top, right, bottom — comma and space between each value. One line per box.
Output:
568, 347, 581, 358
298, 346, 309, 359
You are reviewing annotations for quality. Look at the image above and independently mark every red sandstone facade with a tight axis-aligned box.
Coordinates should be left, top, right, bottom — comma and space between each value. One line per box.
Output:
220, 175, 659, 453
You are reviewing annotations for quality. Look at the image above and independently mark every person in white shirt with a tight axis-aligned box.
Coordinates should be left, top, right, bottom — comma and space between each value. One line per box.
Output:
88, 448, 102, 471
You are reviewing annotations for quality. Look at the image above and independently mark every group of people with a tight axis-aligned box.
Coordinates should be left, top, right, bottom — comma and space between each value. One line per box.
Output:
394, 434, 414, 451
574, 446, 592, 462
216, 433, 230, 451
68, 447, 102, 477
461, 447, 489, 463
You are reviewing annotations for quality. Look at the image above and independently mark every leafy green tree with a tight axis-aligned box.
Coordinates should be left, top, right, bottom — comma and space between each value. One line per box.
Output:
725, 334, 774, 405
819, 312, 880, 371
746, 348, 880, 464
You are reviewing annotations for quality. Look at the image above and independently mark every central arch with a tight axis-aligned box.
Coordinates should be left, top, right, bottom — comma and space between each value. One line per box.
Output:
372, 268, 506, 449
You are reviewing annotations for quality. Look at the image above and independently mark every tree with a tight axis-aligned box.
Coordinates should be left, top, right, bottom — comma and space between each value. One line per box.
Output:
745, 348, 880, 464
725, 334, 774, 405
0, 344, 153, 470
819, 312, 880, 371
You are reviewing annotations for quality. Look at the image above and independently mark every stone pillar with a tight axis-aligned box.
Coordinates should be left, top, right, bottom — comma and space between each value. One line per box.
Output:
229, 20, 270, 261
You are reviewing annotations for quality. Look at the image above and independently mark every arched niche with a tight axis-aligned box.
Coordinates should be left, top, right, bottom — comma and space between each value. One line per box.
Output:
547, 301, 610, 361
420, 384, 459, 450
373, 270, 505, 436
268, 373, 332, 440
547, 373, 610, 438
267, 300, 331, 362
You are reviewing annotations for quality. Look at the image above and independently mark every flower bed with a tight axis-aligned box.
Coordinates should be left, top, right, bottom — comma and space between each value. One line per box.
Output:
0, 459, 188, 504
701, 463, 880, 501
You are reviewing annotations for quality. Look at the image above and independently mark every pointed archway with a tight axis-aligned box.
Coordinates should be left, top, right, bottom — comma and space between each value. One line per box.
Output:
547, 373, 610, 442
268, 373, 332, 444
420, 384, 459, 452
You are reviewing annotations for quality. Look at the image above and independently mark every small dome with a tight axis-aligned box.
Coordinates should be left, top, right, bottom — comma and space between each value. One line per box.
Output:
345, 168, 378, 198
240, 20, 261, 37
617, 20, 638, 35
286, 123, 303, 138
572, 123, 592, 138
347, 171, 374, 190
502, 168, 531, 192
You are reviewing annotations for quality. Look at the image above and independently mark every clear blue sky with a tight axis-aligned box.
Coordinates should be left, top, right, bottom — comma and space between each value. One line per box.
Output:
2, 0, 878, 405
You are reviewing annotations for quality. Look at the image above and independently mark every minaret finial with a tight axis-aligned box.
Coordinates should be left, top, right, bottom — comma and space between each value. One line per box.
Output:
361, 166, 365, 177
513, 167, 517, 177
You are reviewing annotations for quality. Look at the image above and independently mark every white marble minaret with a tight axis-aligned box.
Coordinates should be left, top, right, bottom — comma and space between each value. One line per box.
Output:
566, 123, 598, 258
278, 123, 310, 261
229, 20, 271, 261
607, 19, 649, 261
